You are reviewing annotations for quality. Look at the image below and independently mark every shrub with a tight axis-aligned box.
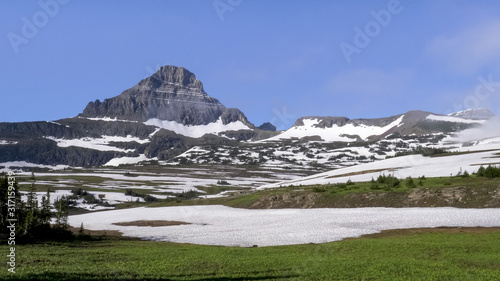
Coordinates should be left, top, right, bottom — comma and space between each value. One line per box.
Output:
405, 176, 415, 188
312, 186, 326, 192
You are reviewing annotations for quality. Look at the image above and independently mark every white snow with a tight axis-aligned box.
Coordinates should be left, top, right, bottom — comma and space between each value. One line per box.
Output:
260, 142, 500, 188
46, 135, 150, 152
87, 191, 145, 204
0, 161, 69, 171
426, 114, 483, 124
21, 189, 145, 209
80, 117, 139, 123
104, 154, 157, 166
0, 140, 18, 145
264, 115, 404, 142
68, 205, 500, 247
144, 117, 250, 138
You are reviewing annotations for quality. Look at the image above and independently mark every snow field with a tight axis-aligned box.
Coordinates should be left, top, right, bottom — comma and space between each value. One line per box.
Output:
68, 205, 500, 247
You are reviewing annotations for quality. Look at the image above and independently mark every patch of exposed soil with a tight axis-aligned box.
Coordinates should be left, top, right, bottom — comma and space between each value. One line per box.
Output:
67, 226, 136, 239
250, 192, 322, 209
112, 220, 191, 227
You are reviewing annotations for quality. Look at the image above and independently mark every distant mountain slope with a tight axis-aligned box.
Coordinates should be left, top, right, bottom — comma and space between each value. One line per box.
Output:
263, 110, 484, 142
259, 137, 500, 189
0, 64, 494, 169
448, 108, 495, 120
0, 66, 271, 167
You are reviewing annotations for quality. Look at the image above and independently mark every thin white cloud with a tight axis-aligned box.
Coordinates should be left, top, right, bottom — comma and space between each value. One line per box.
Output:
326, 68, 413, 97
426, 20, 500, 74
286, 46, 327, 70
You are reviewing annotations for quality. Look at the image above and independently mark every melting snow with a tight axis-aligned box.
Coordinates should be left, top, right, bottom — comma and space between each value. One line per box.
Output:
104, 154, 157, 166
265, 115, 404, 142
260, 141, 500, 188
68, 205, 500, 247
46, 135, 150, 152
144, 117, 250, 138
426, 114, 484, 124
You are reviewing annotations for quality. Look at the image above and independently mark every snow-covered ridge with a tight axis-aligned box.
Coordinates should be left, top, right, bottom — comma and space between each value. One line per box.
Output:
448, 108, 495, 120
144, 117, 251, 138
266, 115, 404, 142
426, 114, 484, 124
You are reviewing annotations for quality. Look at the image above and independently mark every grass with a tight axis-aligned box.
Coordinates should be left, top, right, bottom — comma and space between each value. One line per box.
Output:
1, 229, 499, 280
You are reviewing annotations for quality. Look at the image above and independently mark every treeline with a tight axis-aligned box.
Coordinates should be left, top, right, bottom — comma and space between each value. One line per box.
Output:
0, 174, 72, 243
476, 165, 500, 178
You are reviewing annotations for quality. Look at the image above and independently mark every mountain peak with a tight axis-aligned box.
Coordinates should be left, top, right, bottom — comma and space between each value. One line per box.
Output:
78, 65, 254, 127
134, 65, 205, 94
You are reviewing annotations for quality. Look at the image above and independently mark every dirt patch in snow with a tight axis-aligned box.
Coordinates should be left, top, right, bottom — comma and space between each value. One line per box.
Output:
112, 220, 191, 227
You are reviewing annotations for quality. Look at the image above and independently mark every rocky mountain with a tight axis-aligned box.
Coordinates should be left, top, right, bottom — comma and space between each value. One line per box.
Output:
258, 122, 277, 131
265, 110, 484, 142
0, 66, 275, 167
79, 65, 254, 127
448, 108, 495, 120
0, 65, 494, 170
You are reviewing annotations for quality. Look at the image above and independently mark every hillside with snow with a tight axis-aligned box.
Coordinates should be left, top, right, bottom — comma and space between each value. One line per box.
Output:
259, 136, 500, 189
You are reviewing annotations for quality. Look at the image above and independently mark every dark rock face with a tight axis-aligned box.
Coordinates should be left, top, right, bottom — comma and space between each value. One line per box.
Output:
79, 65, 253, 127
258, 122, 277, 131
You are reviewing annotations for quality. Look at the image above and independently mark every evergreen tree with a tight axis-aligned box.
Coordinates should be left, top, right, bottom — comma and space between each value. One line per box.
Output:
477, 166, 485, 177
405, 176, 415, 188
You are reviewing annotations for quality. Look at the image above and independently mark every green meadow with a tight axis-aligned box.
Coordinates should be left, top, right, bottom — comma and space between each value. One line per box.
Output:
2, 228, 500, 280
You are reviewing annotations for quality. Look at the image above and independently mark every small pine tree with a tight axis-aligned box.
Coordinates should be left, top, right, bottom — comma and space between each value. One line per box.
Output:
477, 166, 485, 177
54, 196, 70, 230
462, 170, 470, 178
79, 223, 85, 236
406, 176, 415, 188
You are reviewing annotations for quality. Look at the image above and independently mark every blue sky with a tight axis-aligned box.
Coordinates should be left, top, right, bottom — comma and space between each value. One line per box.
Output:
2, 0, 500, 129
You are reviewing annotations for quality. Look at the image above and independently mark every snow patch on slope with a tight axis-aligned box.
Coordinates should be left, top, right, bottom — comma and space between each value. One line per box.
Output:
266, 115, 404, 142
46, 135, 150, 152
104, 154, 157, 166
426, 114, 484, 124
0, 161, 69, 171
0, 140, 18, 145
144, 117, 250, 138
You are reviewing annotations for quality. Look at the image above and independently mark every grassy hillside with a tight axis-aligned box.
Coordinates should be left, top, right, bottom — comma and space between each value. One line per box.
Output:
136, 175, 500, 209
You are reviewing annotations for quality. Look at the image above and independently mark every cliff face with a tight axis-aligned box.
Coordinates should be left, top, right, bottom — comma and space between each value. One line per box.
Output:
79, 65, 252, 126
